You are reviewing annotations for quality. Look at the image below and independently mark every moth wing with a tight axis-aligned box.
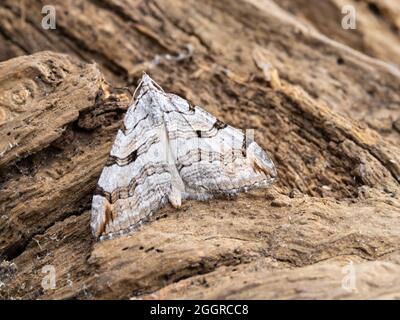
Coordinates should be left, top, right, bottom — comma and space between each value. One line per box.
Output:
91, 89, 173, 238
162, 93, 277, 200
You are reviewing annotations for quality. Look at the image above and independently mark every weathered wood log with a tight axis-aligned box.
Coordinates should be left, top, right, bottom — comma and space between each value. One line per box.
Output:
0, 0, 399, 299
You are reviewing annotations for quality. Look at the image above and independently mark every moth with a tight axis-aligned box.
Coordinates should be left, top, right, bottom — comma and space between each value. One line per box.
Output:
91, 74, 276, 239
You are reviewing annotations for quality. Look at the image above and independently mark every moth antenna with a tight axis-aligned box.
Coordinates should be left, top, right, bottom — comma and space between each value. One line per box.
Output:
132, 76, 145, 101
151, 79, 164, 92
132, 73, 165, 104
144, 72, 164, 92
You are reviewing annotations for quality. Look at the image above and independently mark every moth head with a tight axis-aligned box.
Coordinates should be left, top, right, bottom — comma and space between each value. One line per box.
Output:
141, 73, 153, 86
132, 73, 163, 102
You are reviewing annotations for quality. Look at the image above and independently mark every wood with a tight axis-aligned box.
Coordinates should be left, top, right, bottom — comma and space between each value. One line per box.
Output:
0, 0, 399, 299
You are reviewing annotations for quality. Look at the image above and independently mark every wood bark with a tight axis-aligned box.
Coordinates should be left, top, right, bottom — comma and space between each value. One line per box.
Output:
0, 0, 399, 299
